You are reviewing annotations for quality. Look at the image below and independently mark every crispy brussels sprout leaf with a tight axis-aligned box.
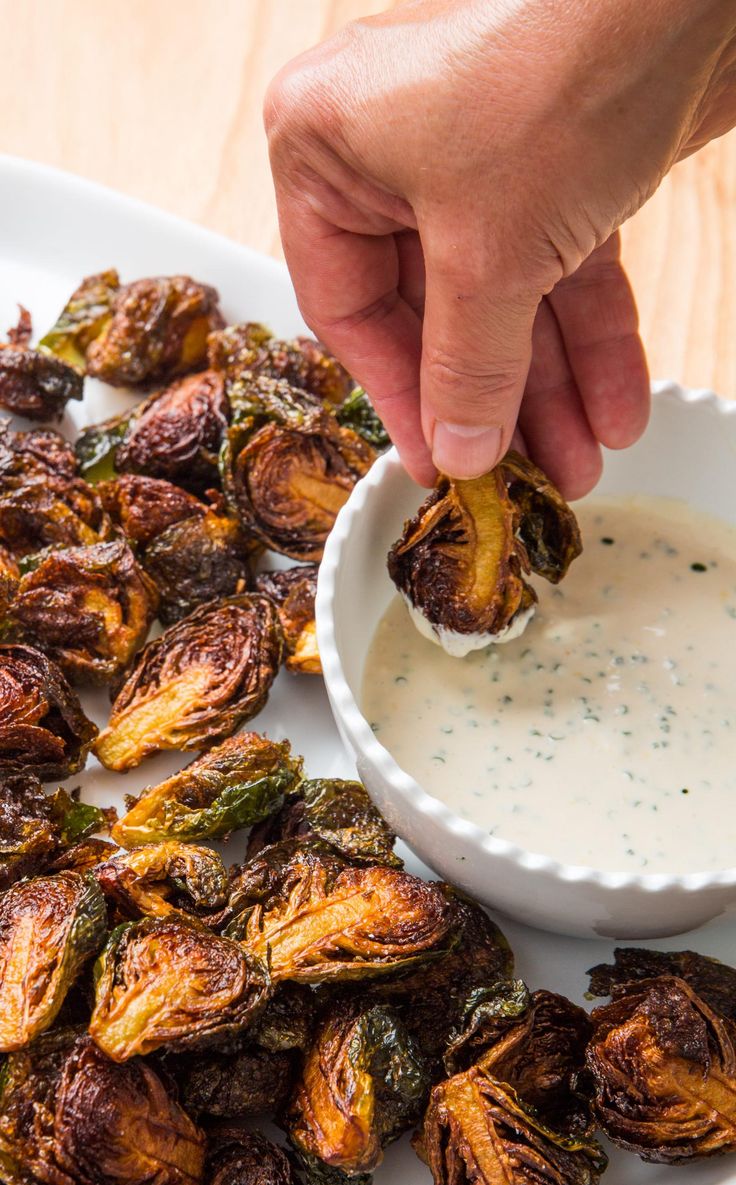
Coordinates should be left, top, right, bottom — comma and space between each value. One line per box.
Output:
180, 1045, 295, 1119
587, 945, 736, 1023
53, 791, 116, 845
0, 871, 107, 1050
0, 1028, 206, 1185
443, 980, 532, 1073
221, 376, 375, 561
50, 836, 119, 875
248, 777, 400, 867
113, 732, 301, 845
0, 418, 78, 485
335, 387, 390, 450
0, 309, 83, 422
209, 322, 354, 406
6, 539, 158, 684
206, 1128, 297, 1185
388, 453, 581, 655
0, 474, 110, 558
94, 595, 283, 771
95, 840, 229, 919
39, 268, 120, 371
587, 974, 736, 1163
255, 565, 320, 674
288, 999, 428, 1176
75, 405, 134, 482
115, 371, 229, 491
98, 473, 205, 547
416, 1067, 606, 1185
244, 848, 453, 984
0, 644, 98, 779
0, 772, 60, 890
144, 509, 254, 625
90, 914, 271, 1060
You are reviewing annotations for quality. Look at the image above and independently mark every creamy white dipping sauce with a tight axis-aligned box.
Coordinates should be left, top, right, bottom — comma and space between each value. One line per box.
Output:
362, 496, 736, 873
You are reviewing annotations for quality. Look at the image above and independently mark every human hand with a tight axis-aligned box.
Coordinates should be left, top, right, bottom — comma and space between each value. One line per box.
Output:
265, 0, 736, 496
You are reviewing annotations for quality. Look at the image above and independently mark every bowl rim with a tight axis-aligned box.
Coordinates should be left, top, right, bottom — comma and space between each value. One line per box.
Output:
316, 381, 736, 896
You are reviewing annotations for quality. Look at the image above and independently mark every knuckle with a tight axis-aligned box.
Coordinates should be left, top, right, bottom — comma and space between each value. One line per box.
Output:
423, 349, 519, 419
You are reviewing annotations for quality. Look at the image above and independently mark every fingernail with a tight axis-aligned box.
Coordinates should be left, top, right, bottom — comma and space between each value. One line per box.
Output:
432, 421, 503, 478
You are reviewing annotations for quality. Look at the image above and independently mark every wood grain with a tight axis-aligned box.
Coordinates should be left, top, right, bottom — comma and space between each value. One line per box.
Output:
1, 0, 734, 395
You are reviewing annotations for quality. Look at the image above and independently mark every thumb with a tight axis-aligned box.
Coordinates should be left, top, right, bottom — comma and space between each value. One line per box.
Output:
420, 229, 540, 478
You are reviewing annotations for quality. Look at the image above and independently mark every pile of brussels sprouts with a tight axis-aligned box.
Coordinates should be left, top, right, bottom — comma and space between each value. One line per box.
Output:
0, 273, 735, 1184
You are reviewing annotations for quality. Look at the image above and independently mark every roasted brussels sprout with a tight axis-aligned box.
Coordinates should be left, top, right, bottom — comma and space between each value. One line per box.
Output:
0, 546, 19, 613
98, 473, 205, 547
221, 375, 375, 561
247, 777, 400, 867
94, 595, 283, 770
388, 452, 582, 656
242, 844, 453, 983
39, 268, 121, 371
112, 732, 301, 845
95, 840, 229, 920
5, 539, 158, 683
288, 998, 428, 1177
209, 322, 354, 406
0, 417, 78, 486
0, 306, 83, 421
416, 1066, 606, 1185
0, 1028, 206, 1184
335, 386, 390, 451
144, 508, 255, 624
0, 644, 98, 779
205, 1128, 297, 1185
42, 269, 224, 386
90, 913, 271, 1060
0, 473, 110, 558
0, 871, 107, 1050
588, 945, 736, 1023
251, 980, 317, 1052
587, 973, 736, 1163
0, 772, 60, 890
256, 565, 320, 674
50, 836, 119, 875
180, 1045, 295, 1119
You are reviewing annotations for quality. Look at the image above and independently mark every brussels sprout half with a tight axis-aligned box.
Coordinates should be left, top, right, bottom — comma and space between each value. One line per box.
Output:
0, 307, 83, 421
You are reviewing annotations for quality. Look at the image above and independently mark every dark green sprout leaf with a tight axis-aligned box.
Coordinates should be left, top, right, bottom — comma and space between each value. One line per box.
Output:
0, 871, 107, 1050
112, 732, 301, 846
75, 406, 134, 482
587, 974, 736, 1163
335, 387, 390, 451
587, 946, 736, 1023
95, 840, 229, 920
247, 777, 401, 867
94, 594, 283, 771
443, 979, 532, 1074
51, 790, 116, 845
206, 1128, 298, 1185
90, 913, 271, 1060
0, 644, 98, 780
416, 1066, 607, 1185
39, 268, 120, 371
0, 1027, 206, 1185
287, 999, 429, 1177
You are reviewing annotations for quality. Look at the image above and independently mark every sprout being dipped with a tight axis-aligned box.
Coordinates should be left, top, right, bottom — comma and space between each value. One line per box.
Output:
388, 452, 581, 656
94, 595, 282, 771
256, 565, 320, 674
0, 306, 83, 421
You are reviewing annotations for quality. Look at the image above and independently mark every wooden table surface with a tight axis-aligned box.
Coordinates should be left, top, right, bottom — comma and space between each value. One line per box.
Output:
2, 0, 735, 396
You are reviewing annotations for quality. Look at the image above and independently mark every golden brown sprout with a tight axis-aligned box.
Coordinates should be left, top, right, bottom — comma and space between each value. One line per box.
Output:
90, 913, 270, 1060
242, 844, 453, 984
221, 376, 375, 561
5, 539, 158, 684
0, 473, 110, 559
247, 777, 401, 868
95, 840, 229, 920
416, 1066, 606, 1185
94, 594, 282, 771
0, 871, 107, 1050
0, 418, 78, 486
287, 999, 428, 1177
388, 452, 581, 655
0, 307, 83, 421
256, 564, 320, 674
587, 974, 736, 1163
39, 268, 121, 371
587, 945, 736, 1023
98, 473, 205, 548
205, 1129, 297, 1185
209, 321, 354, 405
0, 1028, 206, 1185
0, 644, 98, 779
112, 732, 301, 847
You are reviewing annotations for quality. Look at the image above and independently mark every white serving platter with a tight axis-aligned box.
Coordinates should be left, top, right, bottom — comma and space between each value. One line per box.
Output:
1, 154, 734, 1185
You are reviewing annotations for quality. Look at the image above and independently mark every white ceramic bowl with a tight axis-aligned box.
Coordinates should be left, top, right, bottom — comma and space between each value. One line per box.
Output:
317, 383, 736, 939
